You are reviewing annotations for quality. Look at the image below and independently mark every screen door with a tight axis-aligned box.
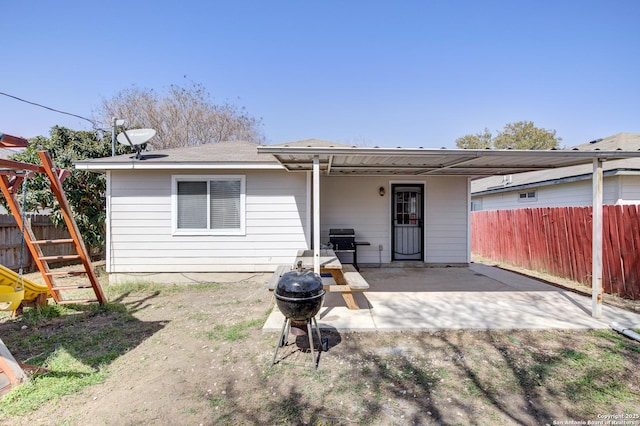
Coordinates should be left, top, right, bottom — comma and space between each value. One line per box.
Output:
392, 184, 424, 260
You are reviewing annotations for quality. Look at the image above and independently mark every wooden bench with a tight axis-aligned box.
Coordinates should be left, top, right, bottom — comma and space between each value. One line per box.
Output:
324, 264, 369, 310
267, 264, 369, 290
339, 264, 369, 291
325, 264, 368, 291
266, 261, 369, 310
267, 265, 292, 291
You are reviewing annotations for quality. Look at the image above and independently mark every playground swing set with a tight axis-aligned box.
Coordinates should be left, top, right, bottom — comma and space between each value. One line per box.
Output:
0, 132, 106, 395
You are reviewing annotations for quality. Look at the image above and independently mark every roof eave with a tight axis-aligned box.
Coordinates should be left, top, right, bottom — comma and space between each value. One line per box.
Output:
74, 162, 285, 171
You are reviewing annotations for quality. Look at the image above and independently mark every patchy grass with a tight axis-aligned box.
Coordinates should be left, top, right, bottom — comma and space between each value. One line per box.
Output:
0, 278, 638, 425
207, 318, 265, 342
0, 302, 132, 416
106, 281, 223, 298
0, 284, 202, 417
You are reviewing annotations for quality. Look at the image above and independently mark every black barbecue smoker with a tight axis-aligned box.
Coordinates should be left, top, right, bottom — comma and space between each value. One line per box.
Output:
329, 228, 369, 270
271, 266, 329, 370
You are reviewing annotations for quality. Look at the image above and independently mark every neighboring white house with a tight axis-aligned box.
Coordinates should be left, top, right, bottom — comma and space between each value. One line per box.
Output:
75, 138, 640, 284
471, 133, 640, 211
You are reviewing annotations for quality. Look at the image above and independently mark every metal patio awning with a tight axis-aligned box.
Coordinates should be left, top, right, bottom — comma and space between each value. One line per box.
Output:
257, 143, 640, 177
258, 141, 640, 319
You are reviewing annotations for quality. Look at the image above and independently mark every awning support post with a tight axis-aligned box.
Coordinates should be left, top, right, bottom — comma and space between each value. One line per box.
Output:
313, 156, 320, 274
592, 158, 603, 318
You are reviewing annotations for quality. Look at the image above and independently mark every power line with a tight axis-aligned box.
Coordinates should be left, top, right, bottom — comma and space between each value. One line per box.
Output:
0, 91, 97, 127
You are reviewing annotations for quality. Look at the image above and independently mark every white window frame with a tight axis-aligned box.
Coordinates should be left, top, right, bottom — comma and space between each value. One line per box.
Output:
518, 190, 537, 203
470, 199, 483, 211
171, 174, 246, 235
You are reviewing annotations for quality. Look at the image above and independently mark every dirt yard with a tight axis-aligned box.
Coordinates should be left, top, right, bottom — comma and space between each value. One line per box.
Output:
0, 265, 639, 425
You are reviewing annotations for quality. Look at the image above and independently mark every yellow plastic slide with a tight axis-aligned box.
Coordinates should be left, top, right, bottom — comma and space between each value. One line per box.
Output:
0, 264, 50, 311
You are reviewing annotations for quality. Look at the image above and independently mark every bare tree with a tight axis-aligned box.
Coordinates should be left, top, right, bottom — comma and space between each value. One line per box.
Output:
95, 82, 265, 149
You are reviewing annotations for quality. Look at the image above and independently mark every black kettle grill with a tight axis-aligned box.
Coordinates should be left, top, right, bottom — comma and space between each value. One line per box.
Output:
271, 267, 328, 370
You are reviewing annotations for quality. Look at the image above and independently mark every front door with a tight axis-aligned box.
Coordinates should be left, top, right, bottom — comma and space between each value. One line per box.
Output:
392, 184, 424, 261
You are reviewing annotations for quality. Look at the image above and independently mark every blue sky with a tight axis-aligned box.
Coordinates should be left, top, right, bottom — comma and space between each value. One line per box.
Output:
2, 1, 638, 148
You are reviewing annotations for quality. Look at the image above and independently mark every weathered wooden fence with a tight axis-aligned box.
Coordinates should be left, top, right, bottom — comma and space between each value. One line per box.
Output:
0, 214, 73, 272
471, 206, 640, 300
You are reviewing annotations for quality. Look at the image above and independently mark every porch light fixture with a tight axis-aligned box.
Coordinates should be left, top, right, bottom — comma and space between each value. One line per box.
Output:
379, 186, 385, 196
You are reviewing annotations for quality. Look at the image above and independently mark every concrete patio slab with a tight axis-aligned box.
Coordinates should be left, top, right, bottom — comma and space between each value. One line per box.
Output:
262, 263, 640, 332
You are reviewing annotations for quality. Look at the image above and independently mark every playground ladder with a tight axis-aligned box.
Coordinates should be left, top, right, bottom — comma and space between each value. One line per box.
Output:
0, 151, 106, 306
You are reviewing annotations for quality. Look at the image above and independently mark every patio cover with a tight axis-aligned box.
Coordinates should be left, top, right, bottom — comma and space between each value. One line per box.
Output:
257, 142, 640, 176
258, 142, 640, 318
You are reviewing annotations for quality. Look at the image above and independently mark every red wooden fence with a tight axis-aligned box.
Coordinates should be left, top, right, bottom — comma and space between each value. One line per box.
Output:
471, 206, 640, 300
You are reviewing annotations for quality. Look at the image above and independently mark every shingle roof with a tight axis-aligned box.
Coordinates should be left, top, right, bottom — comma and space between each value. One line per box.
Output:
74, 139, 354, 170
471, 133, 640, 194
75, 140, 281, 170
569, 132, 640, 151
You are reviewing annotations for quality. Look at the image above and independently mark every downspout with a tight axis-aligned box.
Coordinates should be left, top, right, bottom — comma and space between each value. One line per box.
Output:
466, 177, 472, 264
610, 323, 640, 343
305, 171, 312, 249
106, 170, 112, 274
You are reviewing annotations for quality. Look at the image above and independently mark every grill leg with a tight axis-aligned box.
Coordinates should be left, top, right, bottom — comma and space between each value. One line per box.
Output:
312, 316, 328, 353
271, 317, 290, 367
311, 316, 326, 369
353, 246, 359, 271
272, 317, 324, 370
312, 317, 322, 349
306, 319, 316, 370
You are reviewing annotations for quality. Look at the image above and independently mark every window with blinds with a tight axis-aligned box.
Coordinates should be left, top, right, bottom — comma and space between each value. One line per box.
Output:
177, 181, 207, 228
210, 180, 240, 229
173, 175, 245, 234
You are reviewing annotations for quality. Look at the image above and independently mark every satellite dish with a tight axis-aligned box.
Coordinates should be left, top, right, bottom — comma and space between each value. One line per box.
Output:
117, 129, 156, 146
116, 129, 156, 159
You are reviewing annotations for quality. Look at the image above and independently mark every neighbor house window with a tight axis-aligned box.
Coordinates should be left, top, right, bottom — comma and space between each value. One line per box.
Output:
518, 191, 537, 202
172, 175, 245, 235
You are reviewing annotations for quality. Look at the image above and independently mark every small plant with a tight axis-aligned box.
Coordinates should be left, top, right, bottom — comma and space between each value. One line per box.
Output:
19, 304, 69, 325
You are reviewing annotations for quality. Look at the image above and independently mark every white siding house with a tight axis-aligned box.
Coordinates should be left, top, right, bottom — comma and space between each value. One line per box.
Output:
471, 133, 640, 210
76, 140, 475, 284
